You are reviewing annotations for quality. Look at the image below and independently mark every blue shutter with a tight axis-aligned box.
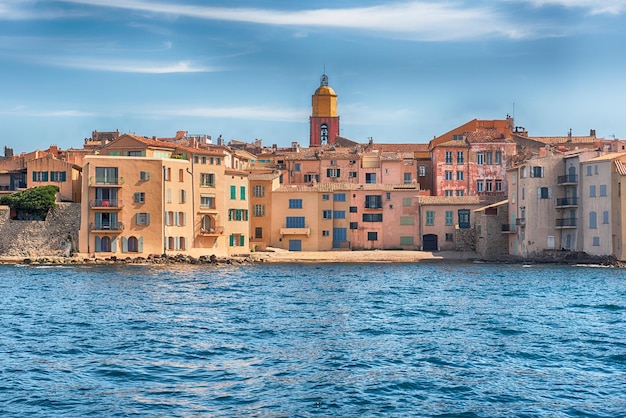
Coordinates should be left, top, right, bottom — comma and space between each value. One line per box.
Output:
138, 237, 143, 253
95, 236, 101, 252
111, 237, 117, 253
122, 237, 128, 253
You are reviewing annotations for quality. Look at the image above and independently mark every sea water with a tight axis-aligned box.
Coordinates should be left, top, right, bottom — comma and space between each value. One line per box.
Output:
1, 262, 625, 417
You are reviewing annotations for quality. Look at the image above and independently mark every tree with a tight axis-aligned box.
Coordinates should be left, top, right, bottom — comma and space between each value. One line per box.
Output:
0, 185, 59, 220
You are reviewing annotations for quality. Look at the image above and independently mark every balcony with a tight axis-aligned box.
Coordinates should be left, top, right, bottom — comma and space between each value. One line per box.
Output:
555, 218, 577, 229
557, 174, 578, 185
555, 197, 578, 208
515, 217, 526, 226
89, 176, 124, 187
199, 226, 224, 236
501, 224, 516, 234
89, 222, 124, 232
198, 205, 218, 214
280, 226, 311, 237
90, 199, 123, 209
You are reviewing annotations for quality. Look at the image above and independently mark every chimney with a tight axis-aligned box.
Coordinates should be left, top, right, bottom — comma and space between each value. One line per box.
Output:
567, 129, 572, 143
217, 135, 223, 145
590, 129, 596, 137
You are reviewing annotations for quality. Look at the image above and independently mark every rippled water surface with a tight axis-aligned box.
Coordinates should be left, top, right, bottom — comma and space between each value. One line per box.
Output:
1, 262, 625, 417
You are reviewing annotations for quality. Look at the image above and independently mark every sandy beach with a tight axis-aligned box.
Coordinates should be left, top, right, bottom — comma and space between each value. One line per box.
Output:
251, 248, 477, 263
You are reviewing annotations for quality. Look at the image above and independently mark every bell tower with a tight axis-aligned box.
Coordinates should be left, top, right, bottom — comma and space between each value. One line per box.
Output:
310, 73, 339, 147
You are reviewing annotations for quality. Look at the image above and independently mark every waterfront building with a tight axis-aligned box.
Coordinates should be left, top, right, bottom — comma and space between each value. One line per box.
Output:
269, 183, 420, 251
248, 170, 281, 251
474, 200, 509, 259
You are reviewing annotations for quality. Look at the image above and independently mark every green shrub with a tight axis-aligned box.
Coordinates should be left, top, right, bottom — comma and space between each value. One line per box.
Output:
0, 185, 59, 219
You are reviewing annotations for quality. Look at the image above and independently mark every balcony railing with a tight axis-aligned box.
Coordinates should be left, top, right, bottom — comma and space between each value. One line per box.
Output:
280, 225, 311, 236
557, 174, 578, 185
515, 217, 526, 226
555, 197, 578, 207
89, 222, 124, 232
199, 226, 224, 236
89, 176, 125, 186
89, 199, 123, 208
556, 218, 577, 228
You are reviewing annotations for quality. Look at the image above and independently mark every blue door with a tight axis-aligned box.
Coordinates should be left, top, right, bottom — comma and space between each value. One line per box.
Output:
333, 228, 347, 248
289, 240, 302, 251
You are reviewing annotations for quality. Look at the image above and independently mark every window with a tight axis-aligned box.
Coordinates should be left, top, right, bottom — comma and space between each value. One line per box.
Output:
477, 153, 484, 165
140, 171, 150, 181
445, 152, 453, 164
589, 185, 596, 197
194, 156, 199, 164
495, 151, 502, 164
418, 165, 427, 177
50, 171, 67, 182
404, 173, 412, 184
595, 165, 598, 174
456, 152, 464, 164
495, 180, 502, 192
95, 236, 112, 252
320, 124, 328, 144
334, 193, 346, 202
589, 211, 597, 229
426, 210, 434, 226
229, 209, 249, 221
202, 156, 207, 164
126, 236, 140, 253
327, 168, 341, 178
216, 157, 221, 165
179, 189, 186, 204
365, 195, 382, 209
322, 210, 332, 219
456, 190, 464, 196
400, 216, 414, 225
230, 185, 236, 200
456, 171, 464, 181
322, 230, 330, 236
255, 227, 263, 239
350, 222, 359, 229
485, 152, 493, 165
333, 210, 346, 219
587, 165, 592, 176
445, 210, 453, 226
403, 198, 412, 207
349, 171, 357, 178
200, 173, 215, 187
445, 171, 453, 181
210, 157, 214, 165
254, 204, 265, 217
136, 213, 150, 226
32, 171, 48, 182
386, 192, 391, 201
538, 187, 551, 199
200, 194, 215, 209
362, 213, 383, 222
289, 199, 303, 209
365, 173, 377, 184
458, 209, 470, 229
95, 167, 118, 184
304, 174, 320, 183
603, 210, 609, 224
400, 236, 414, 246
445, 233, 454, 242
201, 215, 214, 232
179, 169, 184, 182
600, 185, 607, 197
240, 186, 246, 200
164, 167, 171, 181
134, 192, 145, 203
286, 216, 305, 228
322, 194, 330, 201
477, 180, 484, 192
531, 166, 544, 178
520, 166, 527, 178
593, 237, 600, 246
368, 232, 378, 241
445, 190, 453, 197
254, 185, 265, 197
349, 206, 357, 213
294, 163, 301, 172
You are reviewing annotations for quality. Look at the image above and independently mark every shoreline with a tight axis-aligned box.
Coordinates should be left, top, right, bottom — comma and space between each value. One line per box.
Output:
0, 248, 620, 267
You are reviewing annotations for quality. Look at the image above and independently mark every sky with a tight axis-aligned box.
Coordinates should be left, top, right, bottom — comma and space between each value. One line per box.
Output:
1, 0, 626, 154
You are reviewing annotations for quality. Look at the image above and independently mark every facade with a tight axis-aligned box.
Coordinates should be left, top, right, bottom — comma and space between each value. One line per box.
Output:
248, 170, 281, 251
269, 183, 420, 251
474, 200, 509, 259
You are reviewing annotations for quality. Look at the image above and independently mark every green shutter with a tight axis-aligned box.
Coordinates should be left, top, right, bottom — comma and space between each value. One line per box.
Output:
240, 186, 246, 200
240, 235, 245, 247
230, 185, 236, 199
32, 171, 37, 182
229, 234, 234, 246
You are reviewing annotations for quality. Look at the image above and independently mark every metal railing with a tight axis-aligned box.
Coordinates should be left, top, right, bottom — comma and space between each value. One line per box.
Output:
556, 197, 578, 207
557, 174, 578, 184
89, 222, 124, 231
556, 218, 577, 227
89, 199, 123, 208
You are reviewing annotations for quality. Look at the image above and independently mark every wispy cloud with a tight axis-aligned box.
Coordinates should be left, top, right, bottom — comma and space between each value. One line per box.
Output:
514, 0, 626, 15
159, 106, 308, 122
41, 57, 219, 73
0, 0, 86, 20
0, 107, 97, 117
57, 0, 531, 41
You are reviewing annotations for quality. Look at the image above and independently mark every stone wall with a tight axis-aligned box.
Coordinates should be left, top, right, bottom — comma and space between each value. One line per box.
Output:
455, 227, 476, 251
0, 203, 80, 258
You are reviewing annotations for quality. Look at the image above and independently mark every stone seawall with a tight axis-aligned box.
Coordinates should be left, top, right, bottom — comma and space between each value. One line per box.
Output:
0, 203, 80, 258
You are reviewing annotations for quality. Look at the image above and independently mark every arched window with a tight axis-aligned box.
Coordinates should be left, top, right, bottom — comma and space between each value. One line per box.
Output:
100, 236, 111, 252
202, 215, 214, 232
320, 124, 328, 145
128, 236, 138, 252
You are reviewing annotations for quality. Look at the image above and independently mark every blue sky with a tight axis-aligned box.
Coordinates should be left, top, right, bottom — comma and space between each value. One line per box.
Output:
1, 0, 625, 153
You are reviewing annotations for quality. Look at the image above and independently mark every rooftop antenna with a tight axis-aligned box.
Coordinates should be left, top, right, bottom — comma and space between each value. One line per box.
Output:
512, 102, 515, 120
